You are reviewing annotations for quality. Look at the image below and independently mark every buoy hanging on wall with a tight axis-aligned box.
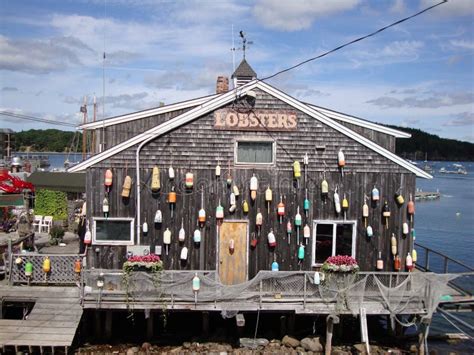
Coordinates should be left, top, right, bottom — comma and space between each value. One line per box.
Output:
25, 261, 33, 278
151, 166, 161, 192
226, 161, 232, 186
265, 186, 272, 214
267, 229, 276, 247
402, 222, 409, 236
163, 228, 171, 255
366, 225, 373, 238
303, 224, 310, 245
193, 229, 201, 244
180, 247, 188, 261
143, 219, 149, 234
179, 219, 185, 242
104, 169, 113, 193
185, 172, 194, 189
271, 259, 279, 271
229, 239, 235, 253
256, 209, 263, 237
406, 252, 413, 272
43, 257, 51, 273
412, 248, 417, 267
121, 175, 132, 198
215, 161, 221, 177
102, 197, 109, 218
295, 207, 302, 245
338, 149, 345, 177
394, 255, 401, 271
372, 186, 380, 203
342, 194, 349, 220
242, 199, 249, 214
293, 160, 301, 188
154, 209, 162, 224
216, 200, 224, 221
277, 196, 285, 224
84, 221, 92, 245
168, 186, 176, 218
250, 174, 258, 201
362, 198, 369, 227
334, 188, 341, 215
232, 184, 240, 197
304, 189, 310, 217
298, 244, 305, 261
391, 234, 397, 258
286, 220, 292, 244
407, 194, 415, 222
168, 166, 175, 180
382, 201, 391, 229
395, 190, 405, 206
376, 251, 383, 271
321, 177, 329, 204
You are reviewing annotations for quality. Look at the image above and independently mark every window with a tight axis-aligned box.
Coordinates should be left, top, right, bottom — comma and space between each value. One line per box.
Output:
235, 141, 274, 164
92, 217, 135, 245
311, 220, 357, 266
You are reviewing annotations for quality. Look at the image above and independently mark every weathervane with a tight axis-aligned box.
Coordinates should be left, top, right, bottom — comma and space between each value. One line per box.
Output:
239, 30, 253, 59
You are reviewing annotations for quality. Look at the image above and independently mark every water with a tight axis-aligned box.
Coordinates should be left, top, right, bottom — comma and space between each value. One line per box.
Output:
415, 161, 474, 348
14, 152, 83, 170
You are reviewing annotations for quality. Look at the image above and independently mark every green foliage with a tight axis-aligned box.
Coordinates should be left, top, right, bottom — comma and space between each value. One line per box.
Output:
34, 189, 68, 220
49, 225, 65, 245
14, 129, 81, 153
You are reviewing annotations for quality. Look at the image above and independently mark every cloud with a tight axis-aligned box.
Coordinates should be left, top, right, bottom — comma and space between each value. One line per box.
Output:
450, 39, 474, 50
253, 0, 360, 31
390, 0, 406, 14
442, 112, 474, 127
105, 92, 149, 110
0, 35, 95, 73
1, 87, 18, 92
367, 91, 474, 109
420, 0, 473, 17
350, 41, 424, 67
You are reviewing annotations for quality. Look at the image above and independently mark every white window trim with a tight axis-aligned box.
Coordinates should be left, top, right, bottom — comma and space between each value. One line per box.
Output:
311, 219, 357, 267
92, 217, 135, 246
234, 138, 276, 166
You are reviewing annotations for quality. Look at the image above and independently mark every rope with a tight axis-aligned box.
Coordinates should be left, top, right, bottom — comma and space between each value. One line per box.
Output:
253, 307, 261, 348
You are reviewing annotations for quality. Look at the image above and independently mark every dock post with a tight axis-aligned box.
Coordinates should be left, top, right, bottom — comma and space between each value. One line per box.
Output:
202, 311, 209, 338
94, 310, 102, 340
325, 314, 339, 355
287, 313, 295, 335
105, 310, 113, 340
146, 310, 154, 339
279, 315, 287, 338
418, 319, 431, 355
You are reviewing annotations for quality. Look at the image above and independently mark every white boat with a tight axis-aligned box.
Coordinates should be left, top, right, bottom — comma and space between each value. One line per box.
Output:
439, 164, 467, 175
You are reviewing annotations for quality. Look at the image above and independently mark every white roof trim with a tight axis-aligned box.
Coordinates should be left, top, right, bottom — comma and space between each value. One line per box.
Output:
79, 94, 219, 129
308, 104, 411, 138
69, 80, 431, 179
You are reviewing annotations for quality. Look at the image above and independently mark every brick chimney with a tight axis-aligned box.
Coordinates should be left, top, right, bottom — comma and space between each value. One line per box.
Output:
216, 76, 229, 94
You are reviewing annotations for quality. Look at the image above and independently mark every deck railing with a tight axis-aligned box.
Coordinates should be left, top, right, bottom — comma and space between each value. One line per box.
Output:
415, 242, 473, 296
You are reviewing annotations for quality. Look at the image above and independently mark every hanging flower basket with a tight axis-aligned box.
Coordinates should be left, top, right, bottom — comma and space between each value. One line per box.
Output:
321, 255, 359, 274
123, 254, 163, 273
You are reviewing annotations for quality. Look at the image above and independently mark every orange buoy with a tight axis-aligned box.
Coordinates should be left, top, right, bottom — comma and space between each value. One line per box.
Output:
74, 259, 82, 274
104, 169, 113, 192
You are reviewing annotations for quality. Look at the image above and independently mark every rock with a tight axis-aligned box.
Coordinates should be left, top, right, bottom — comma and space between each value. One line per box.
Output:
126, 347, 139, 355
240, 338, 269, 348
409, 344, 418, 353
301, 337, 323, 352
141, 342, 152, 351
269, 339, 281, 345
282, 335, 300, 348
169, 347, 182, 353
353, 343, 368, 353
182, 342, 192, 349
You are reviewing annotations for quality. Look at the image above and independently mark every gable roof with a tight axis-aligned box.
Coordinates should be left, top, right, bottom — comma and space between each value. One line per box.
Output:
69, 80, 432, 179
307, 104, 411, 138
232, 59, 257, 78
79, 93, 218, 130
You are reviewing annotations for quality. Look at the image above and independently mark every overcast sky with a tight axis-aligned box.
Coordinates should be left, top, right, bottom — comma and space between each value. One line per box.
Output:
0, 0, 473, 142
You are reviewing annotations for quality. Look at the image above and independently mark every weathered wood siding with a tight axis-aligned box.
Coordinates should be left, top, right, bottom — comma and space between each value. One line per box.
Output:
86, 88, 416, 273
337, 121, 397, 153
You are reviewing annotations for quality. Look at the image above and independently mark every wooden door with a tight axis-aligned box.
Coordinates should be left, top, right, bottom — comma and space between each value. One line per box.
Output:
218, 221, 248, 285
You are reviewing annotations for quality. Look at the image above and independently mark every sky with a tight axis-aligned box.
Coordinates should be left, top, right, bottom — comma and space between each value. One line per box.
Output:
0, 0, 473, 143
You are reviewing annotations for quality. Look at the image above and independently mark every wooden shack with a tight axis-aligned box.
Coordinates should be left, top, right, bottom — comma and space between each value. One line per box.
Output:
70, 60, 431, 284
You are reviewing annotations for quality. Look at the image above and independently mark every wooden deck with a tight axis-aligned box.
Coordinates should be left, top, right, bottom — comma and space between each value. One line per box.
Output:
0, 285, 83, 353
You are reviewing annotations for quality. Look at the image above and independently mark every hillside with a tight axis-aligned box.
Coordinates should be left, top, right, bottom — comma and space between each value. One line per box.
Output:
11, 127, 473, 161
14, 129, 81, 153
386, 125, 474, 162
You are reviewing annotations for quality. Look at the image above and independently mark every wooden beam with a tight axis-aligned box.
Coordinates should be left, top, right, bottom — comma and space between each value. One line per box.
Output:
325, 314, 339, 355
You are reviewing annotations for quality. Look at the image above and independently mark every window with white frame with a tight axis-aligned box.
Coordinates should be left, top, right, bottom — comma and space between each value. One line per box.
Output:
235, 140, 274, 164
311, 220, 357, 266
93, 217, 135, 245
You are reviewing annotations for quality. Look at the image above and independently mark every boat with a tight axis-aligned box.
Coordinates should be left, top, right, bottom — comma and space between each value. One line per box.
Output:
439, 164, 467, 175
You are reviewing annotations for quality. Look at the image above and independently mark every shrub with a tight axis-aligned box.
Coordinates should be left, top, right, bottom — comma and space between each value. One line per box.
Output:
34, 189, 68, 220
49, 225, 65, 245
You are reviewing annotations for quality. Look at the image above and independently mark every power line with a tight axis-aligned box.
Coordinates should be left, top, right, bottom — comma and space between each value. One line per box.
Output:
262, 0, 448, 81
0, 111, 77, 127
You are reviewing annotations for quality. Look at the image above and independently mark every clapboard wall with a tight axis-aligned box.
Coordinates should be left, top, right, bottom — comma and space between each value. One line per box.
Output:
86, 88, 416, 273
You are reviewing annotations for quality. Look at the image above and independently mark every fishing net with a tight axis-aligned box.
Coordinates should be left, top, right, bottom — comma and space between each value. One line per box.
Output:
83, 269, 466, 325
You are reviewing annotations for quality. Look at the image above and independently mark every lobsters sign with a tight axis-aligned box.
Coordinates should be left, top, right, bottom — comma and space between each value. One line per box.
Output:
214, 109, 297, 131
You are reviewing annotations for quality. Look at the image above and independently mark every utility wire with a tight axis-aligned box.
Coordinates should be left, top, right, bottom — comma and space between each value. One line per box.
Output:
0, 111, 77, 127
261, 0, 448, 81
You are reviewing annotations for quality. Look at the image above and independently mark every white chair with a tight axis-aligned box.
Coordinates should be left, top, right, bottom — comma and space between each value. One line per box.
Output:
41, 216, 53, 234
32, 215, 43, 233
